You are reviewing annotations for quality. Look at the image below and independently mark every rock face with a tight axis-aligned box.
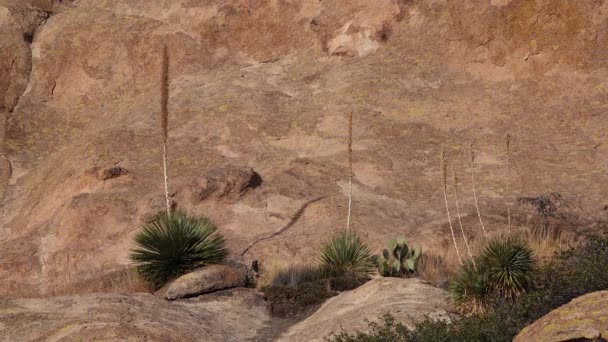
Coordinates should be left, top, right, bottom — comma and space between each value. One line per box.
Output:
1, 0, 608, 296
186, 164, 261, 204
278, 277, 450, 342
514, 291, 608, 342
164, 264, 248, 300
0, 289, 270, 341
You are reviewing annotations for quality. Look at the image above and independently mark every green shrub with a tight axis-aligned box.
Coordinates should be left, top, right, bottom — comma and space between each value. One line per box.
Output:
318, 230, 374, 277
262, 281, 334, 317
129, 211, 228, 288
372, 236, 421, 277
328, 275, 368, 292
261, 268, 369, 317
451, 235, 534, 315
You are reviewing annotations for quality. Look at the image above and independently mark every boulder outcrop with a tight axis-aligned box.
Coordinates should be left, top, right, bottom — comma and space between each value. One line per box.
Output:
514, 291, 608, 342
0, 289, 270, 341
278, 277, 450, 342
164, 264, 248, 300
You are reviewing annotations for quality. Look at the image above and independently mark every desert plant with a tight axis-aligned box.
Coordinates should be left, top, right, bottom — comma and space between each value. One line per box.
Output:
271, 264, 328, 287
372, 236, 421, 277
505, 134, 512, 231
441, 152, 463, 264
417, 253, 451, 288
480, 235, 534, 299
450, 258, 492, 316
346, 111, 353, 231
452, 165, 475, 262
451, 235, 534, 315
130, 211, 228, 288
518, 192, 564, 236
327, 227, 608, 342
469, 143, 487, 238
160, 45, 171, 214
318, 230, 373, 277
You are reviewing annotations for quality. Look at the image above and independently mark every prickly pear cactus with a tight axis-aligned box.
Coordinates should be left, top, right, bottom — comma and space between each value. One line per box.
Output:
372, 235, 421, 277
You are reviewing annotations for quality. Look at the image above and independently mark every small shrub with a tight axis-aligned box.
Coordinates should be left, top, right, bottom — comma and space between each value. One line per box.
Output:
517, 192, 564, 236
417, 253, 450, 288
329, 314, 451, 342
129, 211, 228, 288
262, 281, 334, 317
329, 314, 413, 342
372, 236, 421, 277
328, 275, 368, 292
263, 270, 368, 318
271, 264, 329, 287
318, 230, 373, 277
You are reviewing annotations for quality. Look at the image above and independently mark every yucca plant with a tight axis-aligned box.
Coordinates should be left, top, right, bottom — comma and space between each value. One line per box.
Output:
450, 258, 492, 316
318, 230, 373, 277
450, 235, 534, 315
130, 211, 228, 288
481, 235, 534, 299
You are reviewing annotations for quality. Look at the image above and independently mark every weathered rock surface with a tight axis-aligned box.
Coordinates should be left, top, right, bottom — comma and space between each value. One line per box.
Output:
514, 291, 608, 342
186, 164, 261, 203
164, 264, 247, 300
0, 289, 270, 341
278, 277, 450, 342
1, 0, 608, 296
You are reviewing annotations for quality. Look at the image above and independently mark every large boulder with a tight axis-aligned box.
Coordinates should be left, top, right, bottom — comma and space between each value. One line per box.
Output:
0, 289, 270, 341
514, 291, 608, 342
164, 264, 248, 300
278, 277, 450, 342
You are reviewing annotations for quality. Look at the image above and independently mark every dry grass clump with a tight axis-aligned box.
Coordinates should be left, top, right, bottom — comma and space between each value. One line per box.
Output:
524, 225, 576, 263
47, 267, 153, 297
417, 253, 451, 288
420, 223, 575, 290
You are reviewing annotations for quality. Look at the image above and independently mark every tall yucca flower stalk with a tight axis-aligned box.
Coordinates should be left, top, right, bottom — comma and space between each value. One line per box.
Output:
506, 134, 512, 232
160, 45, 170, 214
452, 165, 475, 266
441, 152, 462, 265
469, 143, 487, 238
346, 111, 353, 231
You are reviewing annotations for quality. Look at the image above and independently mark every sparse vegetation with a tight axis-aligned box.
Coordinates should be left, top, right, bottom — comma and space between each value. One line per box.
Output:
327, 227, 608, 342
263, 263, 368, 317
451, 235, 534, 315
417, 253, 450, 288
371, 236, 421, 277
130, 211, 228, 289
270, 264, 330, 287
518, 192, 564, 236
262, 230, 373, 317
262, 274, 368, 318
318, 229, 374, 277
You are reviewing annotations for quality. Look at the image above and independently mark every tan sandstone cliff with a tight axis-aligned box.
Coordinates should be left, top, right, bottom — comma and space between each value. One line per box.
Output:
1, 0, 607, 296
